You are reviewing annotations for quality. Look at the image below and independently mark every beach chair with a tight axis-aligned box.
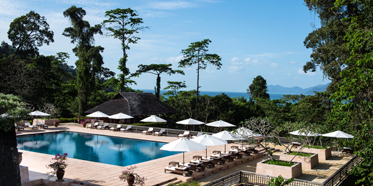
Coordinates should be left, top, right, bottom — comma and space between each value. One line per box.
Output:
180, 162, 204, 172
93, 122, 99, 129
210, 151, 226, 165
142, 127, 154, 135
120, 125, 132, 132
154, 128, 166, 136
97, 123, 110, 130
192, 132, 203, 139
14, 123, 24, 131
25, 122, 37, 130
178, 131, 190, 138
36, 121, 48, 129
110, 124, 122, 131
164, 161, 193, 176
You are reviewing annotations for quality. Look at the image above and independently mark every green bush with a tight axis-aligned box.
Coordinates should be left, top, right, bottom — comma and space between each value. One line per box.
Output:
265, 160, 295, 167
58, 117, 91, 123
303, 145, 327, 149
168, 181, 200, 186
288, 152, 313, 157
129, 122, 168, 128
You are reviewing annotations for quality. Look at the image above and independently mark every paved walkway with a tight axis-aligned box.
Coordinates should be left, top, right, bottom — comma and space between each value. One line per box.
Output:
18, 125, 246, 186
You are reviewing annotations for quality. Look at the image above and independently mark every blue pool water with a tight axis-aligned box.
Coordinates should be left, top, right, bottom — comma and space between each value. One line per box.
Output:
16, 132, 180, 166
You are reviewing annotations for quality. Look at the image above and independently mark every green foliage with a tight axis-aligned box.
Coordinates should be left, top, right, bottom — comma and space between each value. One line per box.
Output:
103, 8, 146, 90
132, 64, 184, 99
288, 152, 313, 157
168, 180, 200, 186
8, 11, 54, 57
63, 5, 104, 116
268, 175, 294, 186
164, 81, 187, 96
247, 75, 270, 100
0, 93, 29, 132
179, 39, 222, 118
265, 160, 295, 167
303, 145, 326, 149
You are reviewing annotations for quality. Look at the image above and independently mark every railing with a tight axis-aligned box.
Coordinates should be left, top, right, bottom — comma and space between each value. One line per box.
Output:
204, 155, 363, 186
322, 155, 363, 186
204, 171, 323, 186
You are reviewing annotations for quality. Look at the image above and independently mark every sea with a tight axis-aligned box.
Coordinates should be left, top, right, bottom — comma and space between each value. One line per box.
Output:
139, 89, 286, 100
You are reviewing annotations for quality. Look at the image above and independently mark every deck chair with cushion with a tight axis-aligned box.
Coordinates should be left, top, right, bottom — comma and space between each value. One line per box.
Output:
97, 123, 110, 130
110, 124, 122, 131
25, 122, 37, 130
36, 122, 48, 129
14, 123, 24, 131
120, 125, 132, 132
142, 127, 154, 135
178, 131, 190, 138
154, 128, 166, 136
192, 132, 203, 139
164, 161, 193, 176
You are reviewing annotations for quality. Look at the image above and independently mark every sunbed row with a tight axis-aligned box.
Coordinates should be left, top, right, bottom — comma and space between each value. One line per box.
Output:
15, 122, 48, 131
165, 147, 264, 176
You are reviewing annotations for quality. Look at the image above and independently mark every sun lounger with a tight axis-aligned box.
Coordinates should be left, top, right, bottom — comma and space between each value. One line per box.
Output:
201, 157, 216, 168
220, 152, 234, 162
120, 125, 132, 132
142, 127, 154, 135
110, 124, 122, 131
228, 149, 243, 159
192, 132, 203, 139
93, 122, 99, 129
164, 161, 193, 176
154, 128, 166, 136
292, 142, 301, 148
342, 147, 353, 154
36, 122, 48, 129
25, 122, 37, 130
14, 123, 24, 131
178, 131, 190, 138
180, 162, 204, 172
97, 123, 110, 130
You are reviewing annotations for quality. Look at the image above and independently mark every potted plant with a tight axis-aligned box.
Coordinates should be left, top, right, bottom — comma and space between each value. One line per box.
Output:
119, 166, 146, 186
47, 153, 68, 182
53, 120, 60, 127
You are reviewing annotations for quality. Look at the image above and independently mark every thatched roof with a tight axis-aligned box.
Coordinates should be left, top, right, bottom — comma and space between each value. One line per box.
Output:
84, 92, 179, 116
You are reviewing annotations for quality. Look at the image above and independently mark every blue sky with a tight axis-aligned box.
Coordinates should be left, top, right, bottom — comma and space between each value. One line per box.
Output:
0, 0, 330, 92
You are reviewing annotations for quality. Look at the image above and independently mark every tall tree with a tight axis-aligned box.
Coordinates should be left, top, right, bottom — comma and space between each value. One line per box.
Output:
63, 6, 104, 116
179, 39, 222, 119
8, 11, 54, 58
103, 8, 147, 91
132, 64, 184, 99
0, 94, 29, 186
247, 75, 270, 100
164, 81, 187, 96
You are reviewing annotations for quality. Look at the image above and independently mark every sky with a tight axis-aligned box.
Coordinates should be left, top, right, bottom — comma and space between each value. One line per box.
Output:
0, 0, 330, 92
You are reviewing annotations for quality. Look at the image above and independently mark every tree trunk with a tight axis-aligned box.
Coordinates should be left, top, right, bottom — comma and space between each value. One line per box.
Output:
195, 55, 200, 120
156, 74, 161, 99
120, 40, 127, 91
0, 126, 21, 186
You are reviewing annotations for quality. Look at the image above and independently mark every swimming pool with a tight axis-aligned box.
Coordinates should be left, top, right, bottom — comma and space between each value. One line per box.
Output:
16, 131, 179, 166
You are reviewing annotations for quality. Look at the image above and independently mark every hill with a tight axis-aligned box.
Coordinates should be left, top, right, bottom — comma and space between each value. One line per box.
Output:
267, 83, 330, 95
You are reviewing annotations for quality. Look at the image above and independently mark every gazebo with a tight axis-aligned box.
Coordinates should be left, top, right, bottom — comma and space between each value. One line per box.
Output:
84, 92, 179, 123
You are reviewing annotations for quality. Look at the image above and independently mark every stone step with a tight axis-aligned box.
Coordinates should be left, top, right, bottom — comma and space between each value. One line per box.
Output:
154, 177, 180, 186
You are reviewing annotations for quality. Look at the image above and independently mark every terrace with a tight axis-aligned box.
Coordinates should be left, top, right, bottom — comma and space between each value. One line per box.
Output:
17, 124, 356, 186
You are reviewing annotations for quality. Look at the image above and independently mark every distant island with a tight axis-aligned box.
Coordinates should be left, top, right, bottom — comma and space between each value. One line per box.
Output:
267, 83, 330, 95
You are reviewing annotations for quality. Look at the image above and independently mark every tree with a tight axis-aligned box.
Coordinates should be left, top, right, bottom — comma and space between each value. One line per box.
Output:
8, 11, 54, 58
179, 39, 222, 119
132, 64, 184, 99
103, 8, 147, 91
164, 81, 187, 96
0, 94, 29, 186
247, 75, 270, 100
63, 6, 104, 116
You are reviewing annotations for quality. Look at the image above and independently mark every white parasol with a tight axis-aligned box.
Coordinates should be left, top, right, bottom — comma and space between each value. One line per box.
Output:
213, 130, 239, 152
29, 111, 50, 117
322, 130, 354, 138
108, 113, 133, 119
176, 118, 204, 125
141, 115, 167, 123
290, 129, 321, 136
191, 134, 227, 158
160, 137, 206, 164
206, 120, 236, 127
86, 111, 109, 118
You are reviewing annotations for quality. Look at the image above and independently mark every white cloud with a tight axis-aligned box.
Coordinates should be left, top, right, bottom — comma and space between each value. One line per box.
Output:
244, 57, 251, 62
298, 68, 316, 76
269, 63, 278, 68
228, 66, 244, 73
147, 1, 194, 10
60, 0, 114, 7
165, 55, 183, 63
287, 73, 291, 76
231, 57, 240, 62
289, 61, 296, 64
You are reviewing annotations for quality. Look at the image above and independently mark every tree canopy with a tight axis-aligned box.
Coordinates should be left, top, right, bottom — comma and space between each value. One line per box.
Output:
247, 75, 270, 100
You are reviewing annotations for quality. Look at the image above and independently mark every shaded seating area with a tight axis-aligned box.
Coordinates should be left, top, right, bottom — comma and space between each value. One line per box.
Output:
36, 122, 48, 129
97, 123, 110, 130
110, 124, 122, 131
342, 147, 353, 154
164, 161, 193, 176
154, 128, 166, 136
142, 127, 154, 135
25, 122, 37, 130
120, 125, 132, 132
15, 123, 24, 131
178, 131, 190, 138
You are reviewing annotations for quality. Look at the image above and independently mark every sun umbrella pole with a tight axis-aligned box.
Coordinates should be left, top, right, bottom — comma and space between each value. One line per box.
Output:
206, 148, 208, 159
183, 152, 185, 165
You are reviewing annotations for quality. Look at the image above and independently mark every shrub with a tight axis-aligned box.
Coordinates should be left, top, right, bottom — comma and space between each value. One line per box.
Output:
288, 152, 313, 157
265, 160, 295, 167
303, 145, 327, 149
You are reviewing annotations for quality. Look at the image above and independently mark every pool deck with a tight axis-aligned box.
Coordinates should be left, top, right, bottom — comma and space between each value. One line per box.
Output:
17, 125, 354, 186
18, 125, 260, 186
